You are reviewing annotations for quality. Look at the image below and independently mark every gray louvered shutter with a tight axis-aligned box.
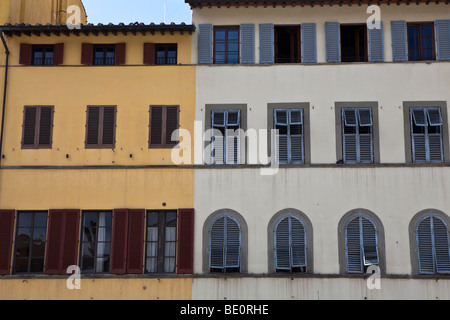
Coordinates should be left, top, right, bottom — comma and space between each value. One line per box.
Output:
358, 109, 374, 163
241, 24, 255, 64
391, 21, 407, 62
225, 111, 240, 165
417, 217, 434, 274
198, 24, 213, 64
290, 109, 304, 164
225, 216, 241, 268
427, 108, 444, 163
274, 110, 288, 164
346, 217, 363, 273
436, 20, 450, 61
343, 109, 358, 163
259, 23, 274, 64
433, 217, 450, 273
212, 110, 225, 164
210, 216, 225, 269
275, 217, 290, 270
326, 22, 340, 62
290, 217, 306, 268
361, 217, 379, 266
302, 23, 317, 63
411, 108, 427, 163
368, 21, 384, 62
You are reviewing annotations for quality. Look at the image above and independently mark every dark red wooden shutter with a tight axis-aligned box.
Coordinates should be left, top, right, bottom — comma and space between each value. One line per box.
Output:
38, 106, 53, 147
110, 209, 129, 274
149, 106, 163, 147
126, 209, 145, 274
22, 106, 37, 147
0, 210, 15, 275
177, 208, 194, 274
45, 210, 65, 274
61, 210, 80, 272
115, 43, 126, 65
19, 44, 32, 65
165, 106, 179, 147
81, 43, 94, 65
143, 43, 155, 65
53, 43, 64, 65
101, 106, 116, 146
86, 106, 100, 146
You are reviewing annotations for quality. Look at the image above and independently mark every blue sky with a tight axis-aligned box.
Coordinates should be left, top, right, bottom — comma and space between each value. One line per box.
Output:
82, 0, 192, 25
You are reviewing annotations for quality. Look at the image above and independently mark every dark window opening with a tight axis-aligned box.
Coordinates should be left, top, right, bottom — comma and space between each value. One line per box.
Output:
155, 44, 177, 65
275, 25, 301, 63
408, 23, 435, 61
214, 26, 240, 64
341, 24, 368, 62
32, 45, 54, 65
94, 44, 115, 65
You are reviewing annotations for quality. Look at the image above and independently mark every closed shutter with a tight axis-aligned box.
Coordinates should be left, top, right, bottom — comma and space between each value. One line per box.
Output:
358, 108, 373, 163
165, 106, 179, 147
81, 43, 94, 65
101, 106, 116, 146
302, 23, 317, 63
177, 209, 194, 274
436, 20, 450, 61
368, 22, 384, 62
326, 22, 340, 62
45, 210, 80, 275
143, 43, 156, 65
391, 21, 407, 62
86, 106, 100, 146
209, 216, 241, 270
53, 43, 64, 65
22, 107, 37, 147
275, 216, 306, 271
417, 217, 434, 274
241, 24, 255, 64
361, 217, 379, 266
432, 217, 450, 273
19, 44, 32, 65
115, 43, 126, 65
411, 108, 427, 162
225, 111, 240, 165
342, 109, 358, 163
0, 210, 15, 275
126, 209, 145, 274
291, 217, 306, 268
38, 106, 53, 147
110, 209, 129, 274
275, 110, 289, 164
211, 110, 226, 164
259, 23, 274, 64
427, 108, 444, 162
149, 106, 163, 147
346, 217, 363, 273
289, 109, 304, 164
210, 216, 225, 269
275, 217, 290, 270
198, 24, 213, 64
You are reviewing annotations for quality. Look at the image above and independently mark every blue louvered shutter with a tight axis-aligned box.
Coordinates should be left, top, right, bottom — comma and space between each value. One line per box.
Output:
259, 23, 274, 64
274, 110, 289, 164
211, 110, 225, 164
417, 217, 434, 274
411, 108, 427, 163
289, 109, 304, 164
225, 111, 241, 165
210, 216, 225, 269
209, 216, 241, 270
225, 216, 241, 268
326, 22, 340, 62
368, 22, 384, 62
198, 24, 213, 64
342, 109, 358, 163
275, 216, 306, 271
290, 217, 306, 268
427, 108, 444, 163
391, 21, 407, 62
241, 24, 255, 64
275, 217, 290, 270
436, 20, 450, 61
346, 217, 363, 273
433, 217, 450, 273
358, 108, 374, 163
361, 217, 379, 266
302, 23, 317, 63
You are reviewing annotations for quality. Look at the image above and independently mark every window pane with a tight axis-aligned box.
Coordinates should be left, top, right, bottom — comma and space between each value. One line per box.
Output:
228, 29, 239, 40
18, 214, 32, 228
34, 213, 48, 228
215, 29, 226, 40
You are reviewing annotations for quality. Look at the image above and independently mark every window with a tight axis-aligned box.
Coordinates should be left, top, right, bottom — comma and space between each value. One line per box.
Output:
19, 43, 64, 66
94, 44, 116, 65
81, 43, 126, 66
345, 216, 379, 274
145, 211, 177, 274
341, 24, 368, 62
155, 44, 177, 65
274, 216, 306, 273
79, 211, 112, 274
149, 105, 179, 148
274, 25, 301, 63
21, 106, 54, 149
211, 110, 241, 164
85, 106, 116, 149
342, 108, 373, 164
13, 211, 48, 274
32, 45, 54, 65
209, 215, 241, 273
408, 23, 435, 61
214, 26, 240, 64
416, 216, 450, 274
410, 107, 443, 163
274, 109, 304, 164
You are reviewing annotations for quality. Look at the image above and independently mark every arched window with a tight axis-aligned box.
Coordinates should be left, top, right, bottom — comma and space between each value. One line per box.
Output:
209, 215, 241, 273
345, 216, 379, 273
416, 216, 450, 274
274, 216, 306, 272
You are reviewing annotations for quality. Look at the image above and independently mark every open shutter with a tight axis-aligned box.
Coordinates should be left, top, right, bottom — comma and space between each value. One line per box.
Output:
177, 208, 195, 274
411, 108, 427, 163
368, 22, 384, 62
101, 106, 116, 146
165, 106, 179, 147
241, 24, 255, 64
61, 210, 81, 272
436, 20, 450, 61
210, 216, 225, 269
225, 111, 240, 165
211, 110, 225, 164
198, 24, 213, 64
427, 108, 444, 162
342, 109, 358, 163
346, 217, 363, 273
259, 24, 274, 64
143, 43, 155, 65
275, 110, 288, 164
361, 217, 379, 266
38, 106, 53, 147
110, 209, 129, 274
0, 210, 15, 275
275, 217, 291, 270
225, 216, 240, 268
391, 21, 407, 62
115, 43, 126, 65
53, 43, 64, 65
289, 109, 304, 164
19, 44, 32, 65
149, 106, 163, 147
432, 217, 450, 273
126, 209, 145, 274
81, 43, 94, 65
302, 23, 317, 63
417, 217, 435, 274
326, 22, 340, 62
358, 109, 373, 163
